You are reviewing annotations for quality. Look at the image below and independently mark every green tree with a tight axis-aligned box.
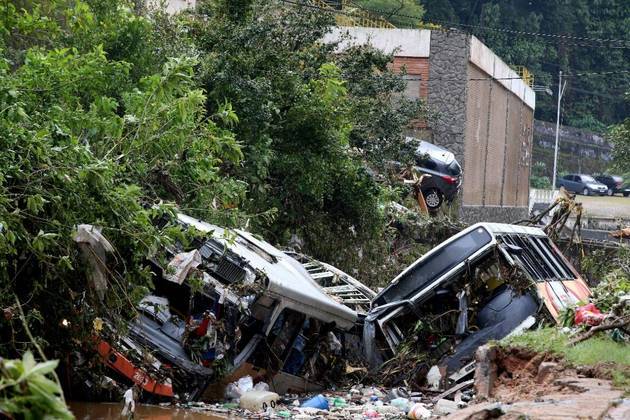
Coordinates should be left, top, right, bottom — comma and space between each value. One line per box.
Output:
418, 0, 630, 131
0, 0, 244, 363
354, 0, 425, 27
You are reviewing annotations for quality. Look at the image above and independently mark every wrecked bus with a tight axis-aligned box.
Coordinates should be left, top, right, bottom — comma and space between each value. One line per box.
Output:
364, 223, 590, 386
95, 213, 375, 401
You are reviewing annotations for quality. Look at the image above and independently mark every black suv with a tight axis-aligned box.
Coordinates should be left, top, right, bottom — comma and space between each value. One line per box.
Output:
410, 139, 462, 210
595, 175, 629, 197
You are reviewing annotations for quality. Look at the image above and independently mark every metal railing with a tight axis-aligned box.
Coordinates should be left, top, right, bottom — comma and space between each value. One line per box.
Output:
514, 65, 534, 88
309, 0, 396, 29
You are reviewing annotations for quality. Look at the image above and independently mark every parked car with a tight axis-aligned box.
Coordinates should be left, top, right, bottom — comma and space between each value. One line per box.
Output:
595, 174, 629, 197
409, 138, 462, 211
556, 174, 607, 195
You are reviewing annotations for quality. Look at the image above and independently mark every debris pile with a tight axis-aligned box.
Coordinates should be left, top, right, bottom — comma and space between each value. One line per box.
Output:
71, 211, 614, 417
169, 381, 448, 419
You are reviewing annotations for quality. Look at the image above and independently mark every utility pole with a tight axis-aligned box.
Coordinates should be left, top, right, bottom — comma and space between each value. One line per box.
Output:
552, 70, 566, 191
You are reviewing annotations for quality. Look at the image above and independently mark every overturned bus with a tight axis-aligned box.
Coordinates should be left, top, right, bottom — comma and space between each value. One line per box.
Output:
364, 222, 591, 387
94, 214, 375, 401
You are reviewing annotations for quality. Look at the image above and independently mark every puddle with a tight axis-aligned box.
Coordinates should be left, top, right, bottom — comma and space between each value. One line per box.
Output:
70, 402, 226, 419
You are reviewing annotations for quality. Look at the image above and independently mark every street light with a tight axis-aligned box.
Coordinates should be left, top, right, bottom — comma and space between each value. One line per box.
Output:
552, 71, 567, 191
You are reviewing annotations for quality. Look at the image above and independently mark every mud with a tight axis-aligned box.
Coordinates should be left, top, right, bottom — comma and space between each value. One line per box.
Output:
444, 346, 630, 419
70, 402, 226, 419
492, 347, 573, 402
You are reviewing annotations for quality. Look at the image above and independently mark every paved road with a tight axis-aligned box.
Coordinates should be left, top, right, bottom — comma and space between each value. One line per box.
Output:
577, 194, 630, 219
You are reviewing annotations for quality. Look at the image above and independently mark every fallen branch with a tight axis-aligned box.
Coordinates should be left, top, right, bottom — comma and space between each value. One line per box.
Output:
569, 317, 630, 345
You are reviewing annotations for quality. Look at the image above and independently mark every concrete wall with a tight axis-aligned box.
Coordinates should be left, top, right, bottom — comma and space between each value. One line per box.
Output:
460, 62, 534, 222
323, 27, 535, 223
323, 27, 431, 57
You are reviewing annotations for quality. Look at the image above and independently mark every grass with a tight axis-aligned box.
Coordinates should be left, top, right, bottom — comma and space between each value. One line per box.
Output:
502, 328, 630, 390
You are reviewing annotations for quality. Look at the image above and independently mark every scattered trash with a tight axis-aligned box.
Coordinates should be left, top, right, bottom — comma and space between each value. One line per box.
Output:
407, 402, 431, 419
434, 398, 462, 415
239, 390, 279, 411
226, 376, 254, 400
390, 397, 410, 412
301, 394, 329, 410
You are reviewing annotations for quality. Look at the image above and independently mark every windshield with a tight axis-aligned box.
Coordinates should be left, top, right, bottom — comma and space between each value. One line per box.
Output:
582, 175, 596, 182
374, 227, 492, 305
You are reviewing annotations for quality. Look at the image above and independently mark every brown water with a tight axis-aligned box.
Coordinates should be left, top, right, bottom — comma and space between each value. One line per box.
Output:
70, 402, 226, 419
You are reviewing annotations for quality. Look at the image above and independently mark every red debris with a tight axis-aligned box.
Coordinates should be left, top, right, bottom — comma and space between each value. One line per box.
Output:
574, 303, 605, 326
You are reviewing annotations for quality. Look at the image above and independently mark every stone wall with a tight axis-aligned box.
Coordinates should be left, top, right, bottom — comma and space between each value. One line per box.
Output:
459, 205, 529, 224
533, 120, 612, 177
426, 29, 470, 164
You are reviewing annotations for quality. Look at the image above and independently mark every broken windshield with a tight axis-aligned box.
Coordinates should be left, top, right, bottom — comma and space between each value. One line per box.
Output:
374, 227, 492, 306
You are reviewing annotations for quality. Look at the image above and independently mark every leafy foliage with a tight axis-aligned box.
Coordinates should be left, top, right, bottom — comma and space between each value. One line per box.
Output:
0, 352, 72, 419
354, 0, 425, 28
0, 1, 244, 360
189, 0, 427, 255
609, 115, 630, 173
530, 162, 552, 189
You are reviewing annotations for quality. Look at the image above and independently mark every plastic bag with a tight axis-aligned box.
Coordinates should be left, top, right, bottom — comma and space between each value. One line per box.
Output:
225, 375, 254, 399
253, 381, 270, 392
574, 303, 605, 326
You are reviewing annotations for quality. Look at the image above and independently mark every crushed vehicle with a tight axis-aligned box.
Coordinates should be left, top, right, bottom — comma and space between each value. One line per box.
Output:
363, 223, 591, 388
93, 214, 376, 402
85, 217, 589, 401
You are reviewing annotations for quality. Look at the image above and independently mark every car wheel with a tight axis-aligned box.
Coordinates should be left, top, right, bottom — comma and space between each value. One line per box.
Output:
624, 192, 630, 197
582, 188, 589, 196
607, 188, 613, 196
423, 188, 443, 210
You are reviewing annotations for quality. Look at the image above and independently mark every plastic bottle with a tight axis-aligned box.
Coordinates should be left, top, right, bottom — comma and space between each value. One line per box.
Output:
390, 397, 410, 412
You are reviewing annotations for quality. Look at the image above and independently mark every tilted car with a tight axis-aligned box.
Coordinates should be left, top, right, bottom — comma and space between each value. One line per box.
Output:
410, 138, 462, 211
363, 223, 590, 385
556, 174, 607, 196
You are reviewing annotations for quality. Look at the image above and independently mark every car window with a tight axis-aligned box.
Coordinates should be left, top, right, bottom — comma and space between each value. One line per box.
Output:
447, 160, 462, 176
581, 175, 596, 182
564, 175, 573, 181
415, 154, 437, 170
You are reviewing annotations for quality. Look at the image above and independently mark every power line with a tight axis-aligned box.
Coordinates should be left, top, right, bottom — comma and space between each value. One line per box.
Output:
347, 1, 630, 47
281, 1, 630, 49
564, 70, 630, 77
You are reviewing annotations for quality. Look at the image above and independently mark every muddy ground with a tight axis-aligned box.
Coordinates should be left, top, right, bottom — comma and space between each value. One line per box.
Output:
446, 346, 630, 419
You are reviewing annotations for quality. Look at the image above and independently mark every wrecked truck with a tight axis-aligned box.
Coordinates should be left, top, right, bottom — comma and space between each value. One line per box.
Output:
94, 213, 375, 401
363, 222, 591, 386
